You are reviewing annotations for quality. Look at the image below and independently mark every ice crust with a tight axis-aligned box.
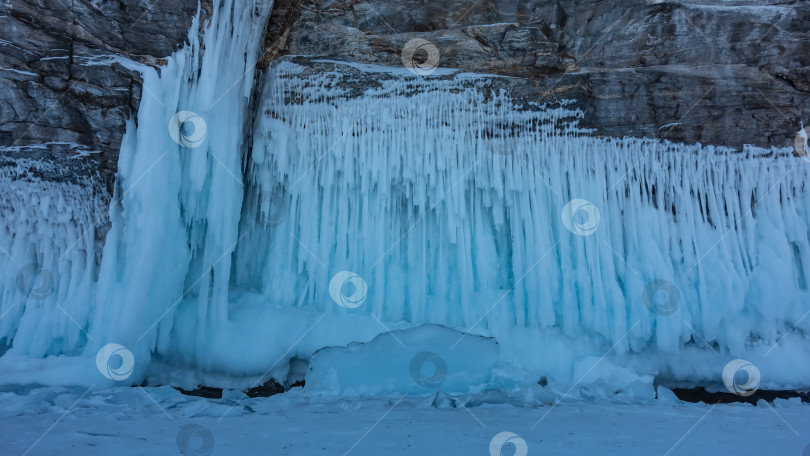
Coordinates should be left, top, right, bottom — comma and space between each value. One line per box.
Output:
306, 324, 499, 396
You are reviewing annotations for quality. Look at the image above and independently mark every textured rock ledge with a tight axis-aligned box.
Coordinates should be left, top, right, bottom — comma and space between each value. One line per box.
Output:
265, 0, 810, 149
2, 0, 808, 187
0, 0, 199, 189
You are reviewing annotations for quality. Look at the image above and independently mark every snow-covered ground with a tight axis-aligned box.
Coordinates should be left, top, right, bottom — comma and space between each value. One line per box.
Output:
2, 386, 808, 455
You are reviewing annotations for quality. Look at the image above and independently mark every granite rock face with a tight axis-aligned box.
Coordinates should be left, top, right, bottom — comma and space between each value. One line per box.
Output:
265, 0, 810, 149
0, 0, 808, 189
0, 0, 198, 188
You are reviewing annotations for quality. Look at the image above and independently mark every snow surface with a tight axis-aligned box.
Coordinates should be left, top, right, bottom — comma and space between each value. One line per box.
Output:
0, 0, 808, 401
1, 386, 809, 456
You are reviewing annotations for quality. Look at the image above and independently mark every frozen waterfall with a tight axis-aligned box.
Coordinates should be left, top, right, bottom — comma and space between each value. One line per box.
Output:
0, 0, 808, 394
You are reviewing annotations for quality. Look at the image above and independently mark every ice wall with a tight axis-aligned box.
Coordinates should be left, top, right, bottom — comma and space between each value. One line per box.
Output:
90, 0, 273, 379
230, 59, 810, 388
1, 1, 809, 393
0, 153, 107, 357
0, 0, 274, 385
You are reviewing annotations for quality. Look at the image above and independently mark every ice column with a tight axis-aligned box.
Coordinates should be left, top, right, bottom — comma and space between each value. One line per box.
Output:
89, 0, 273, 379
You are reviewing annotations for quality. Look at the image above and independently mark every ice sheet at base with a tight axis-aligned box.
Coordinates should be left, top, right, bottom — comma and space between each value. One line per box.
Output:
2, 385, 809, 456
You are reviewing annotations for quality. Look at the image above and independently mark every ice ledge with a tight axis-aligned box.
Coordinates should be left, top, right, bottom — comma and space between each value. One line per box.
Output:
306, 324, 499, 397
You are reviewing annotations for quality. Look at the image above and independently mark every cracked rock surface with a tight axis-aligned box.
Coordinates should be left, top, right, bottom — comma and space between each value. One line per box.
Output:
1, 0, 809, 188
265, 0, 810, 149
0, 0, 198, 189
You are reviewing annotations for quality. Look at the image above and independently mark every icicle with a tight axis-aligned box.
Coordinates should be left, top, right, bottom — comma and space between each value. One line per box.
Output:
234, 59, 810, 378
0, 156, 106, 357
0, 0, 275, 384
2, 18, 809, 390
92, 0, 275, 377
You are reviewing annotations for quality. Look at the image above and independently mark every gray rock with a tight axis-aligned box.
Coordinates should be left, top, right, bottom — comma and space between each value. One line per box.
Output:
265, 0, 810, 149
0, 0, 198, 270
3, 0, 807, 186
0, 0, 199, 190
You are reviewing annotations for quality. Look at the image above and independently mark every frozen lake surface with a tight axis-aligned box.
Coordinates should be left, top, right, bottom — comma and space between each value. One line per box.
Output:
2, 386, 809, 455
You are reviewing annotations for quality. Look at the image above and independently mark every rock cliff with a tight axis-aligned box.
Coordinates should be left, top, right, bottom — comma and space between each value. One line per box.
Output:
265, 0, 810, 149
2, 0, 808, 188
0, 0, 199, 189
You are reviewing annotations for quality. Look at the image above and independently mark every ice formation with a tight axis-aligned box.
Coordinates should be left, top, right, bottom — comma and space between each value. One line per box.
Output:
306, 325, 499, 396
0, 0, 809, 394
232, 58, 810, 389
0, 154, 107, 357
